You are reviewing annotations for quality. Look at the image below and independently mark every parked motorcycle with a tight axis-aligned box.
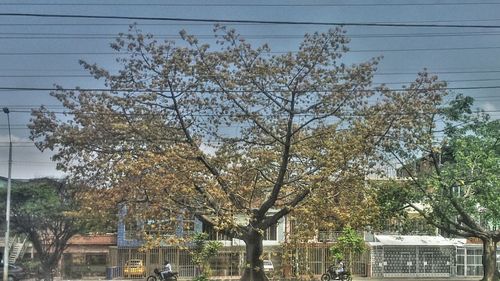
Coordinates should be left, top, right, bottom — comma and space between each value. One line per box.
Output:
321, 265, 352, 281
146, 269, 178, 281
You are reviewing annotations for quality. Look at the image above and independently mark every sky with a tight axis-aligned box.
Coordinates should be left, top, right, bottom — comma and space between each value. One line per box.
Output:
1, 0, 500, 178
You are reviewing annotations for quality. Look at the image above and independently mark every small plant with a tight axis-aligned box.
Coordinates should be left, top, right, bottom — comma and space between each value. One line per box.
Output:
20, 259, 41, 276
190, 232, 223, 279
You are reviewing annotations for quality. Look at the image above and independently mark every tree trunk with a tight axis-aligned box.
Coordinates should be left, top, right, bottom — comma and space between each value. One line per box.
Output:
481, 238, 499, 281
40, 264, 53, 281
240, 229, 268, 281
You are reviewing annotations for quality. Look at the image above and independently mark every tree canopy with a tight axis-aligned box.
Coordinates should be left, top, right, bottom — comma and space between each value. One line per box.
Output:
30, 26, 448, 281
381, 97, 500, 281
0, 178, 84, 281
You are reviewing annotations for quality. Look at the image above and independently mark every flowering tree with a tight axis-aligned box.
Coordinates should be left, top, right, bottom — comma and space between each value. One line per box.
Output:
30, 26, 447, 281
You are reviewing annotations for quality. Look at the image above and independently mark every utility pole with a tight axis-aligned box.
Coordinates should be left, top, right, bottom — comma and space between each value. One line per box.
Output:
2, 107, 12, 281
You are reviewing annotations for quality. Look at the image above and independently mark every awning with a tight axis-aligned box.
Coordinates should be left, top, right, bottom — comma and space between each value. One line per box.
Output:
373, 235, 466, 246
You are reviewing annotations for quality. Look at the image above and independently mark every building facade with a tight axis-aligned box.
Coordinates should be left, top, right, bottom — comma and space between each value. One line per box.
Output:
61, 234, 117, 279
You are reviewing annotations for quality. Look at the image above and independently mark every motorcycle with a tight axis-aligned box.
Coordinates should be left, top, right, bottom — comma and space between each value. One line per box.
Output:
320, 265, 352, 281
146, 269, 178, 281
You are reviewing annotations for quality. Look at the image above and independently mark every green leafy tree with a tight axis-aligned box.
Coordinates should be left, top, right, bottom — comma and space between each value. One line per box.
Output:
0, 178, 84, 281
29, 25, 447, 281
190, 233, 223, 280
329, 226, 365, 272
382, 96, 500, 281
373, 184, 437, 235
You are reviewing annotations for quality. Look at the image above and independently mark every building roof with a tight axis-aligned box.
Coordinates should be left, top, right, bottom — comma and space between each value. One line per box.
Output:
68, 234, 117, 245
370, 235, 466, 246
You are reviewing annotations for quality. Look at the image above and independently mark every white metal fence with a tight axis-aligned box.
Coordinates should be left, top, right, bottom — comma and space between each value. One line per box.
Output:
109, 244, 369, 279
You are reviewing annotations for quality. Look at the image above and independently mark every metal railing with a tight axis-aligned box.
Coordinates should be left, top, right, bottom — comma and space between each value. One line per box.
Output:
109, 244, 369, 279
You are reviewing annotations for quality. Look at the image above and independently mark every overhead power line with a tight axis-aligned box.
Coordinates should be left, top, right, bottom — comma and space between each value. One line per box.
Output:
1, 86, 500, 93
1, 2, 500, 6
3, 90, 500, 110
376, 70, 500, 75
1, 45, 500, 55
1, 17, 500, 26
5, 107, 500, 114
2, 69, 500, 76
3, 31, 500, 40
2, 13, 500, 28
1, 75, 499, 86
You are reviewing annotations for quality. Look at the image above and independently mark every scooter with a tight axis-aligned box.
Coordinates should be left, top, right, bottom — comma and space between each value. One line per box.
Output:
320, 265, 352, 281
146, 269, 178, 281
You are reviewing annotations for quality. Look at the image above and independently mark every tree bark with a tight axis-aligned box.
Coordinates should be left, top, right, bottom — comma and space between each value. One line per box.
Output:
481, 238, 499, 281
40, 264, 53, 281
240, 229, 269, 281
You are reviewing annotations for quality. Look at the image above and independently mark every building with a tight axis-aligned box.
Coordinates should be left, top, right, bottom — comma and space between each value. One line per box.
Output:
61, 234, 117, 279
109, 205, 287, 279
4, 176, 497, 279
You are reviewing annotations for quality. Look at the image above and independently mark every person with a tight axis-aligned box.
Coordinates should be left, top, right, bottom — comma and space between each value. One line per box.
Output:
335, 260, 345, 276
161, 260, 173, 280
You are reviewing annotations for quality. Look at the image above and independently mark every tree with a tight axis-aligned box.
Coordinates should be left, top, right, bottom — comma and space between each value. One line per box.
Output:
0, 178, 84, 281
329, 226, 365, 273
381, 96, 500, 281
29, 25, 447, 281
373, 181, 437, 235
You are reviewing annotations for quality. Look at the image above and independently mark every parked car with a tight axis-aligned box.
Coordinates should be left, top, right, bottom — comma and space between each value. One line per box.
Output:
123, 259, 145, 278
263, 260, 274, 272
0, 263, 27, 281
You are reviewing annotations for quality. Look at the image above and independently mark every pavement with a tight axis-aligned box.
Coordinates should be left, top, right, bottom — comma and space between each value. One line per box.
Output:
32, 277, 483, 281
351, 278, 480, 281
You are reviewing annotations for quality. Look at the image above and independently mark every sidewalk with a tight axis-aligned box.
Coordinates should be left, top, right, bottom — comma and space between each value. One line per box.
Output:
42, 277, 482, 281
352, 276, 481, 281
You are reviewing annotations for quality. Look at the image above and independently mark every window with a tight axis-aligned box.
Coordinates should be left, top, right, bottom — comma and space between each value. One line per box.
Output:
457, 248, 465, 276
466, 248, 483, 276
125, 220, 144, 240
86, 254, 107, 266
497, 249, 500, 271
264, 223, 277, 240
72, 254, 86, 265
180, 219, 195, 237
203, 224, 231, 241
317, 230, 341, 242
144, 216, 196, 237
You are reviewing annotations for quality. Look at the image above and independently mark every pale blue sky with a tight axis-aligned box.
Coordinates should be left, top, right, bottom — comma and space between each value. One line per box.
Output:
1, 0, 500, 178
